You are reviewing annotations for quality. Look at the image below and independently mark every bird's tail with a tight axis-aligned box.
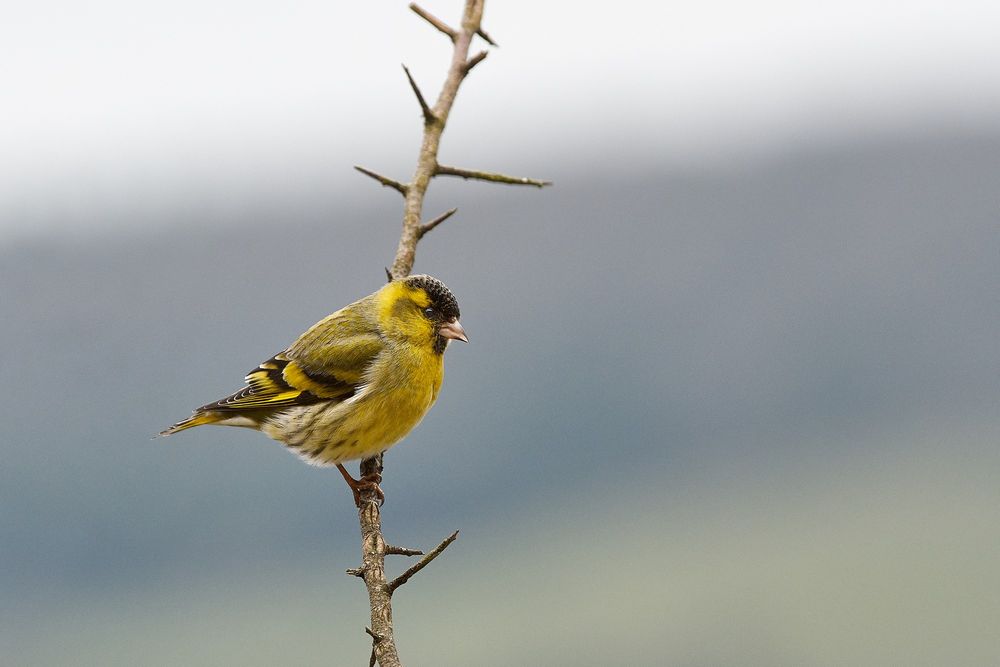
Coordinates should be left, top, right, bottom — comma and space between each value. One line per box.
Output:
158, 411, 224, 437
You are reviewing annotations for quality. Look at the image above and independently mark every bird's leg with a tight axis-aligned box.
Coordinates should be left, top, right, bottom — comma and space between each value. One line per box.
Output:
336, 463, 385, 507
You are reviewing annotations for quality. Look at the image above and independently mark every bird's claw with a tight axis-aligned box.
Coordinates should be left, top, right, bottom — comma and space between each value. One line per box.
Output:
351, 474, 385, 507
337, 464, 385, 507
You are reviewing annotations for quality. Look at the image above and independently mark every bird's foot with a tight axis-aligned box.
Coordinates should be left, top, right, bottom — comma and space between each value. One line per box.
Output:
336, 464, 385, 507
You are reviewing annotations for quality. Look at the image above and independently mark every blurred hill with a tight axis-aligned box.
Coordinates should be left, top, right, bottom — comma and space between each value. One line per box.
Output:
2, 130, 998, 665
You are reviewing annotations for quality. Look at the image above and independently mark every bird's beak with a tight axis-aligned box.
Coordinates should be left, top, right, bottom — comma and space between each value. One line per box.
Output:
439, 318, 468, 343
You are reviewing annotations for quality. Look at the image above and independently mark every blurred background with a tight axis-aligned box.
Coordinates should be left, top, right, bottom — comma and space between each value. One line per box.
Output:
3, 1, 999, 665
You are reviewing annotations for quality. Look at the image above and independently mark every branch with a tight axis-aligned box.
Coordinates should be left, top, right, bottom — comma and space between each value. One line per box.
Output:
409, 3, 457, 42
436, 163, 552, 188
386, 544, 424, 557
388, 0, 491, 280
402, 65, 437, 125
410, 2, 496, 48
349, 2, 548, 665
417, 207, 458, 238
388, 530, 460, 593
354, 166, 408, 195
464, 50, 489, 74
476, 28, 497, 47
355, 455, 404, 667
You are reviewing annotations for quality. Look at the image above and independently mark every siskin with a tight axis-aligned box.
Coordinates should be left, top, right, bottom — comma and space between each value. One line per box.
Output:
161, 274, 467, 502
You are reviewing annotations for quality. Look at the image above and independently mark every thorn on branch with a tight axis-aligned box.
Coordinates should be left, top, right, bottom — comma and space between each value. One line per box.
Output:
436, 164, 552, 188
384, 267, 394, 283
354, 166, 408, 195
409, 3, 457, 42
386, 544, 425, 557
417, 208, 458, 239
463, 50, 489, 74
346, 567, 366, 578
364, 627, 383, 667
402, 65, 437, 124
388, 530, 459, 593
476, 28, 498, 47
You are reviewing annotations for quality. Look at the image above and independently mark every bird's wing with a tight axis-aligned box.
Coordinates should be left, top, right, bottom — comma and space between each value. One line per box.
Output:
196, 353, 342, 412
201, 304, 384, 413
285, 299, 385, 385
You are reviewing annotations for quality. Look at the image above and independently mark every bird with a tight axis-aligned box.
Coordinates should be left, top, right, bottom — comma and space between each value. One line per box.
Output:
160, 274, 467, 504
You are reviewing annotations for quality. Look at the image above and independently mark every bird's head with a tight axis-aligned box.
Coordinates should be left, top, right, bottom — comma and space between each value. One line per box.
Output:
376, 274, 467, 353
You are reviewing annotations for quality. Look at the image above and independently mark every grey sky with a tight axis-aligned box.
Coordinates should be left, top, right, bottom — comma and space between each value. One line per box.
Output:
4, 0, 1000, 239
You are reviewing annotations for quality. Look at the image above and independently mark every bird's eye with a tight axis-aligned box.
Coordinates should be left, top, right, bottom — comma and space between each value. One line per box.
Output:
423, 306, 437, 318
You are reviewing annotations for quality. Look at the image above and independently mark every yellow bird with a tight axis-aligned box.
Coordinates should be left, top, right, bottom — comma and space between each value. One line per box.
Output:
160, 274, 467, 503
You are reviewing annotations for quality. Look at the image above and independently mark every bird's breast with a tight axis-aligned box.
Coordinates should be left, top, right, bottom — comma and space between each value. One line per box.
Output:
270, 344, 445, 465
352, 346, 444, 446
310, 342, 444, 462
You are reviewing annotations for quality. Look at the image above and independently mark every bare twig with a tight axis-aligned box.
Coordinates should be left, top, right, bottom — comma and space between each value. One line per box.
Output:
417, 208, 458, 238
354, 166, 408, 195
436, 163, 552, 188
388, 530, 460, 593
408, 3, 457, 42
410, 2, 495, 47
476, 27, 497, 47
388, 0, 492, 279
355, 454, 403, 667
464, 50, 489, 74
386, 544, 424, 557
402, 65, 437, 125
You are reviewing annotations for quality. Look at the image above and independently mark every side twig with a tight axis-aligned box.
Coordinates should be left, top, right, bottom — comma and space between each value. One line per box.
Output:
408, 3, 457, 42
402, 65, 437, 125
418, 208, 458, 238
386, 545, 425, 557
436, 163, 552, 188
388, 530, 460, 593
464, 50, 489, 73
354, 166, 408, 195
476, 28, 497, 47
